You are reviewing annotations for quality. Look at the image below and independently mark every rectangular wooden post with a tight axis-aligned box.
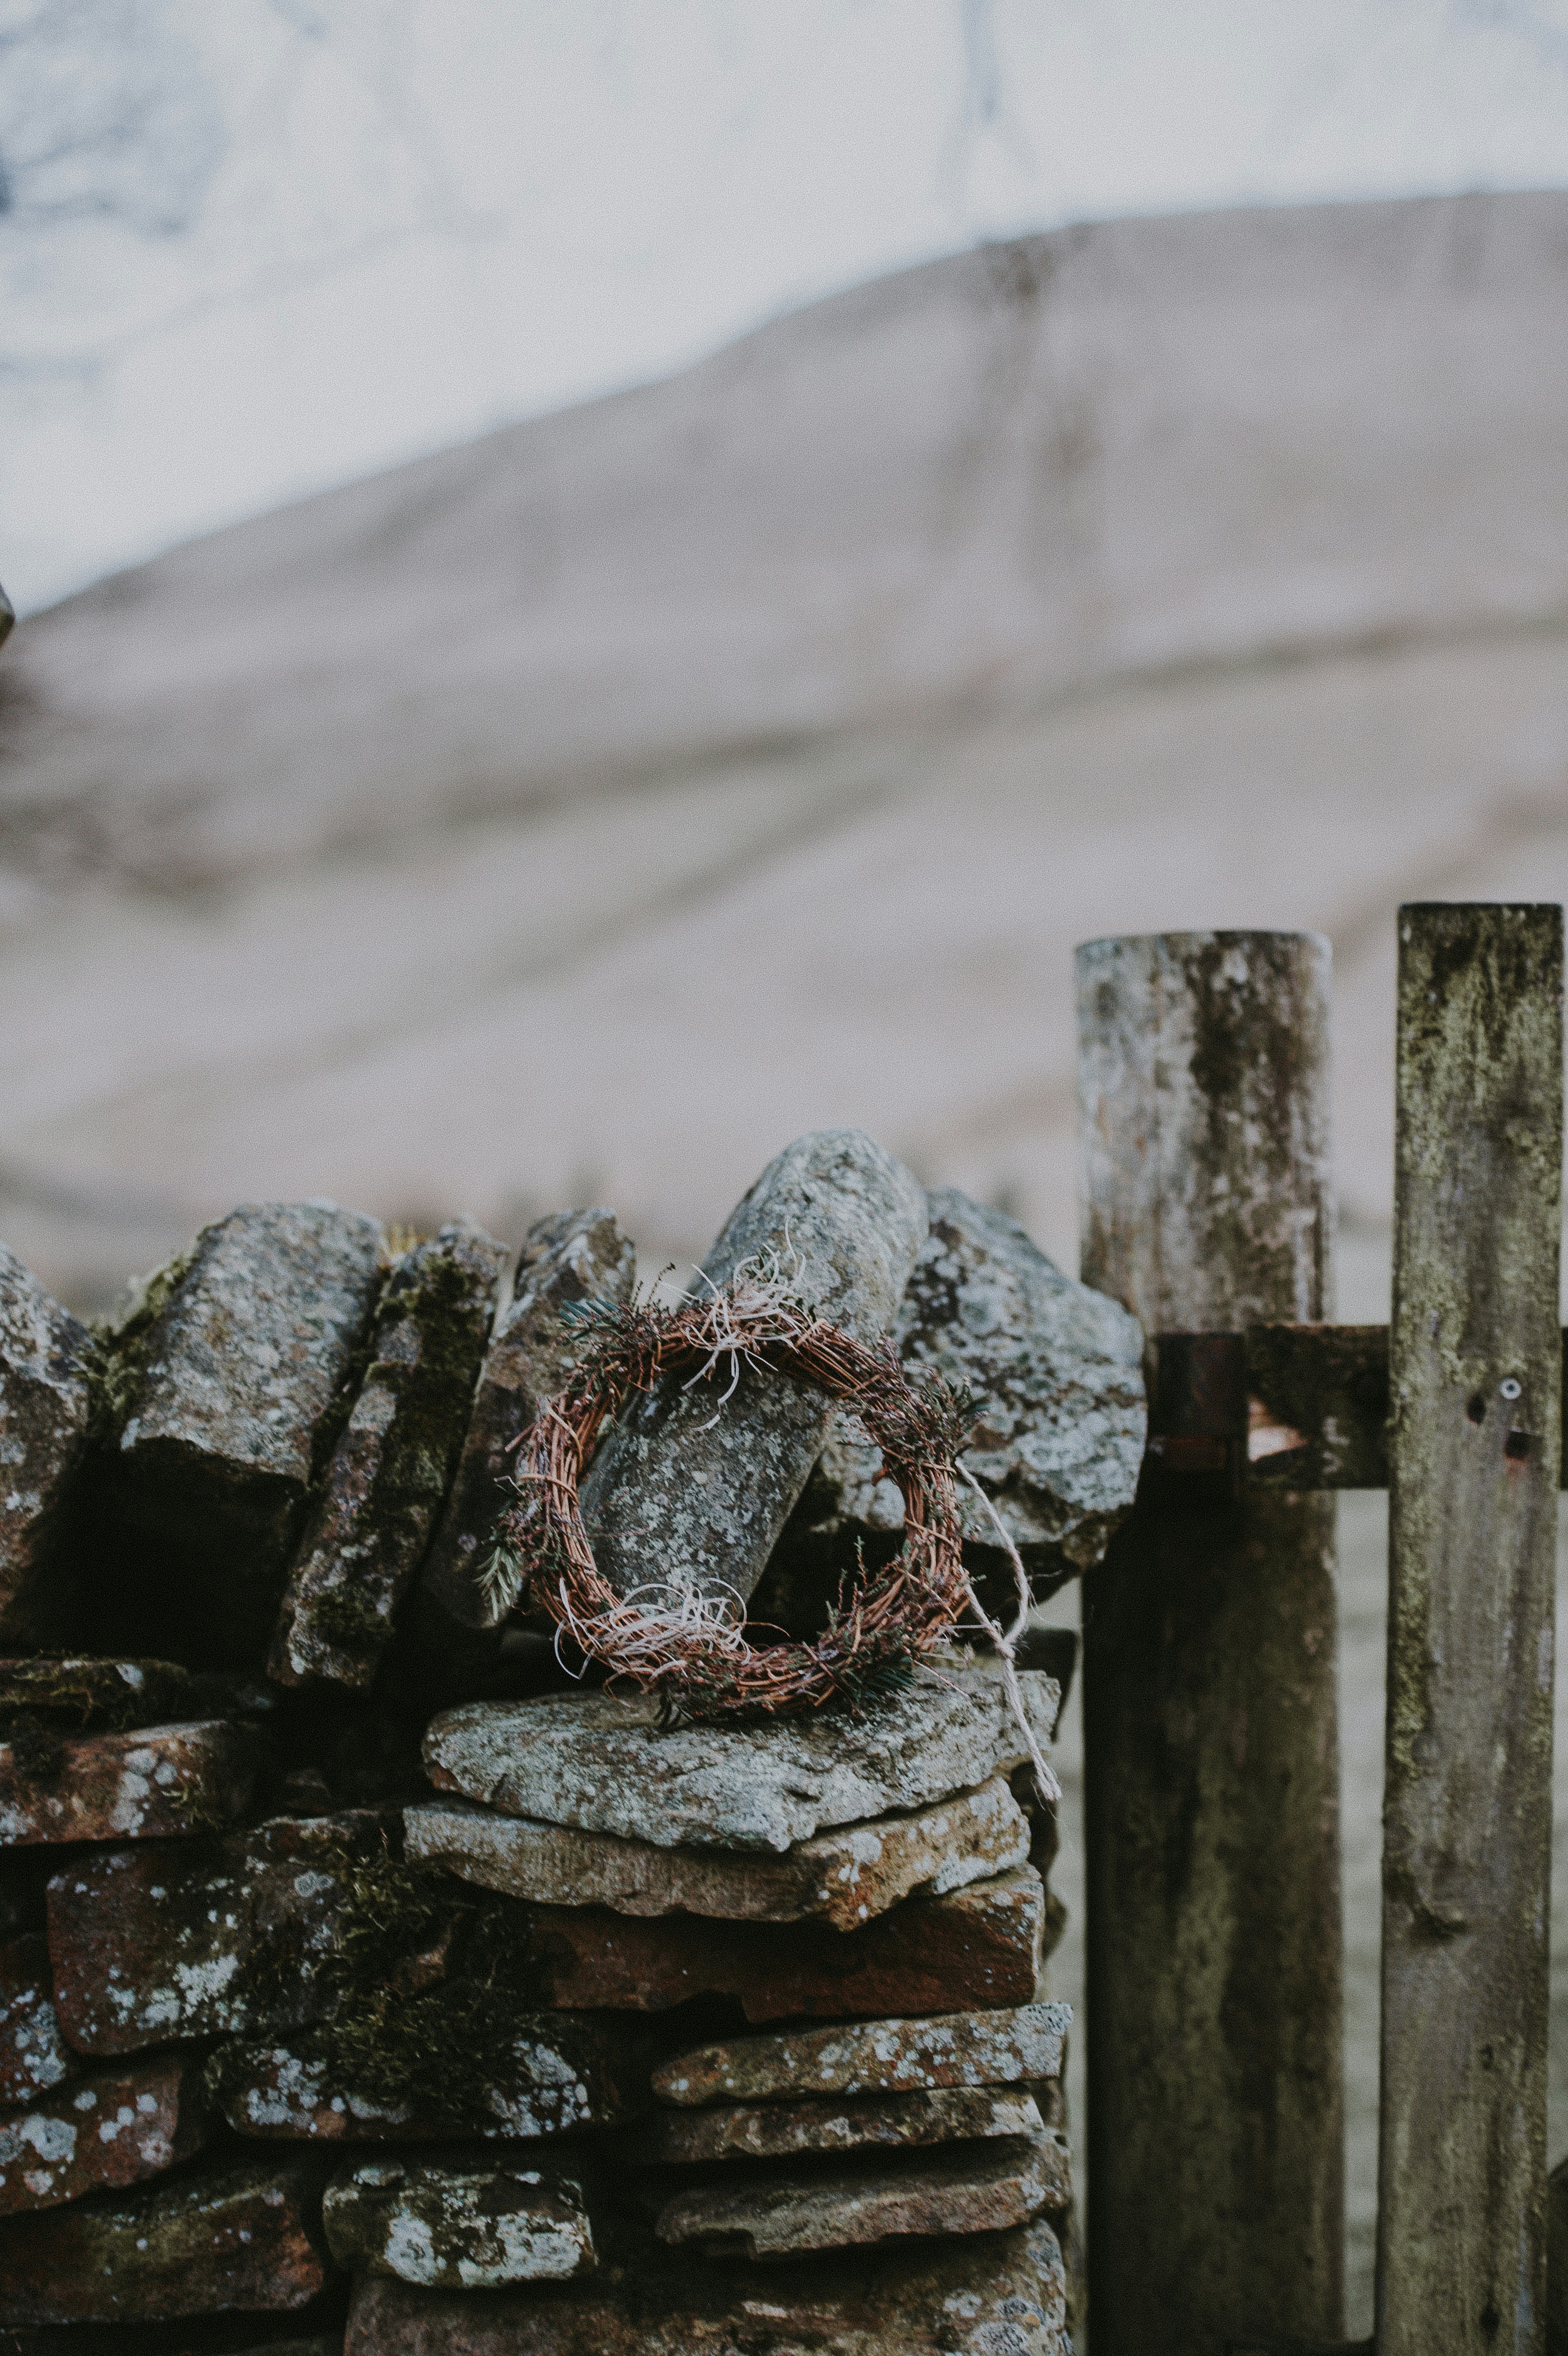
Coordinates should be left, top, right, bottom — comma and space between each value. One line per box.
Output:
1078, 931, 1345, 2355
1377, 903, 1562, 2356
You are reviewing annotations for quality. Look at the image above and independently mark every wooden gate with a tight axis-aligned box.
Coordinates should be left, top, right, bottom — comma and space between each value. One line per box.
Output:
1076, 906, 1563, 2356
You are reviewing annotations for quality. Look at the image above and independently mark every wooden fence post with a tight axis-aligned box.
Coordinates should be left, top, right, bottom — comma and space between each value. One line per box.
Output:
1077, 931, 1345, 2355
1377, 904, 1562, 2356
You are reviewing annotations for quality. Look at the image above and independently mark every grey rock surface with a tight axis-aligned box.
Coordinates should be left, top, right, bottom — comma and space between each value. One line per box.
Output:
218, 2012, 641, 2142
633, 2084, 1045, 2166
578, 1130, 926, 1610
405, 1773, 1030, 1928
782, 1188, 1145, 1589
653, 2132, 1070, 2257
0, 1718, 259, 1844
421, 1208, 636, 1631
94, 1201, 385, 1666
271, 1220, 503, 1687
422, 1663, 1060, 1853
342, 2213, 1069, 2354
653, 2000, 1072, 2107
0, 1246, 93, 1643
324, 2153, 596, 2287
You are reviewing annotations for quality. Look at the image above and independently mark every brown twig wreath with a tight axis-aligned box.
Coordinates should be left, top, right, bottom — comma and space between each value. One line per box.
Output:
478, 1256, 975, 1718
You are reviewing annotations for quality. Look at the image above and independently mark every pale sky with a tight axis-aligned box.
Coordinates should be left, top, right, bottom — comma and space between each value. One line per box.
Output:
4, 0, 1568, 614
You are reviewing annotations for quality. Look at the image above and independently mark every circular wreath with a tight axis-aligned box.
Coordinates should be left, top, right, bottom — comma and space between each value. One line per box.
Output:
479, 1261, 973, 1717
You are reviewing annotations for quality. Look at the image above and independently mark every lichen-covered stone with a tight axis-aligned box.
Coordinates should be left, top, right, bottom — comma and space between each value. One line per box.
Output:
632, 2083, 1045, 2166
0, 2053, 207, 2214
0, 1932, 73, 2102
45, 1810, 391, 2054
91, 1200, 385, 1666
423, 1664, 1059, 1853
324, 2152, 596, 2287
343, 2216, 1069, 2355
0, 2154, 328, 2323
405, 1771, 1031, 1930
654, 2000, 1071, 2107
215, 2012, 641, 2142
510, 1866, 1045, 2022
0, 1719, 259, 1845
0, 1249, 94, 1650
421, 1209, 638, 1632
654, 2132, 1071, 2257
776, 1188, 1145, 1592
271, 1222, 504, 1689
0, 1654, 198, 1728
579, 1131, 927, 1610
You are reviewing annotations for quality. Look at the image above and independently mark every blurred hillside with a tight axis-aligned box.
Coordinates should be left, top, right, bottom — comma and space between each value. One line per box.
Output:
2, 187, 1566, 1310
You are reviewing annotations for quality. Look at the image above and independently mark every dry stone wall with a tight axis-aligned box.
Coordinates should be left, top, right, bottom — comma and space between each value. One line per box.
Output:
0, 1134, 1142, 2352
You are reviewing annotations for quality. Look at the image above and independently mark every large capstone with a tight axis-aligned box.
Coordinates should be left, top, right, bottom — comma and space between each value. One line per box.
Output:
578, 1130, 926, 1612
420, 1207, 637, 1632
423, 1665, 1059, 1853
87, 1201, 385, 1668
271, 1221, 504, 1688
762, 1188, 1145, 1626
0, 1246, 93, 1646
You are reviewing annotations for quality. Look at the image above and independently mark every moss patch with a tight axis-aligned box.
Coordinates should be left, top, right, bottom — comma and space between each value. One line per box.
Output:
86, 1237, 201, 1440
302, 1583, 392, 1655
309, 1853, 567, 2123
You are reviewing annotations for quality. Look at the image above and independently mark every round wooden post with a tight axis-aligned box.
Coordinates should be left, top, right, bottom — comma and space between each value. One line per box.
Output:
1077, 931, 1345, 2355
1377, 904, 1561, 2356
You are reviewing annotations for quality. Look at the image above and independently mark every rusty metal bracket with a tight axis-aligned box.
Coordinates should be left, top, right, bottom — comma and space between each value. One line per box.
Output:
1146, 1323, 1568, 1491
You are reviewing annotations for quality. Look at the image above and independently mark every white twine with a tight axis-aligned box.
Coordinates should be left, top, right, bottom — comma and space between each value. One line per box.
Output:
957, 1465, 1061, 1804
548, 1574, 753, 1685
682, 1239, 812, 1430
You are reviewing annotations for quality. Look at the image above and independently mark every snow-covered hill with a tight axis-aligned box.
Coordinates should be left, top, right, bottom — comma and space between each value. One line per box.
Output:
1, 188, 1566, 1309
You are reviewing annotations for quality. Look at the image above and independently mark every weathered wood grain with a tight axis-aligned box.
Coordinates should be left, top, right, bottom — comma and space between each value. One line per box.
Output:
1377, 904, 1562, 2356
1077, 931, 1344, 2355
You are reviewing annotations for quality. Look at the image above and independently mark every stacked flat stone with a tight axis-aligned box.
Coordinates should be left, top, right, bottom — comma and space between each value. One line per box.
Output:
355, 1664, 1076, 2351
0, 1198, 514, 2339
0, 1657, 339, 2325
0, 1143, 1140, 2350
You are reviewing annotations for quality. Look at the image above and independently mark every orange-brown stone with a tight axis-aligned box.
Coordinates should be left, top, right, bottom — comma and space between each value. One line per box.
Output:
0, 1720, 258, 1845
0, 2053, 208, 2214
342, 2218, 1068, 2354
0, 2155, 328, 2323
511, 1865, 1045, 2021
